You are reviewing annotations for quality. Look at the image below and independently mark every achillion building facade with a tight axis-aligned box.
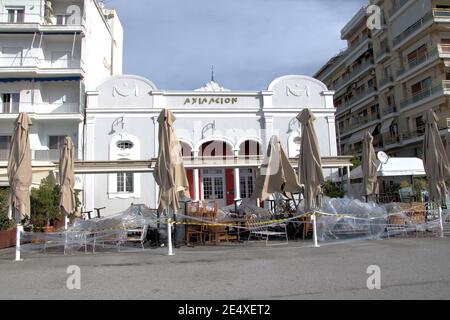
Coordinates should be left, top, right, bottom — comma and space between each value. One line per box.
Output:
0, 0, 344, 215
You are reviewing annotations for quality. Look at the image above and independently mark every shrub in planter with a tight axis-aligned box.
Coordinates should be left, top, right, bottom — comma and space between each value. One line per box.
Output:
30, 178, 63, 232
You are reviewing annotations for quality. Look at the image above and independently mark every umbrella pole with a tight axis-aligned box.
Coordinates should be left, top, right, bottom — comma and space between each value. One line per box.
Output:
167, 210, 175, 256
15, 210, 23, 261
438, 206, 444, 238
312, 211, 320, 248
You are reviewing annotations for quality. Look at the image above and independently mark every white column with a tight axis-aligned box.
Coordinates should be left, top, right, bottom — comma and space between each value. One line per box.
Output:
152, 116, 159, 207
77, 121, 84, 160
192, 150, 200, 201
233, 149, 241, 200
326, 115, 338, 157
84, 118, 95, 213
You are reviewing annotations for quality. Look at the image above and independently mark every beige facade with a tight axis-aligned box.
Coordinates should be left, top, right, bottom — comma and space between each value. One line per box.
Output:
314, 0, 450, 158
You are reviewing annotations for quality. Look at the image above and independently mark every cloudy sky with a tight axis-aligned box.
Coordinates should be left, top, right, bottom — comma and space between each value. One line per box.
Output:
103, 0, 367, 90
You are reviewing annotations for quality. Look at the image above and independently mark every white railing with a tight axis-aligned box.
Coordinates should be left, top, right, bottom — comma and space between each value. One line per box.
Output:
0, 102, 82, 115
0, 12, 84, 26
0, 102, 20, 114
0, 57, 82, 69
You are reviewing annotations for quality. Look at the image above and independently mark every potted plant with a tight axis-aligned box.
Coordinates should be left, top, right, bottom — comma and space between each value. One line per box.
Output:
30, 178, 63, 233
0, 187, 17, 249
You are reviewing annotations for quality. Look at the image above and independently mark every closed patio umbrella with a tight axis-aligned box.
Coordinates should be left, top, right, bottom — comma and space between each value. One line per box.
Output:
153, 109, 190, 254
59, 136, 76, 229
153, 109, 190, 212
423, 110, 450, 237
362, 131, 379, 200
7, 113, 32, 261
251, 135, 300, 202
297, 109, 324, 212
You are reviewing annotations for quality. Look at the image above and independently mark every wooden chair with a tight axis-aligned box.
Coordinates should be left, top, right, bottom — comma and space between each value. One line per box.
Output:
186, 202, 204, 245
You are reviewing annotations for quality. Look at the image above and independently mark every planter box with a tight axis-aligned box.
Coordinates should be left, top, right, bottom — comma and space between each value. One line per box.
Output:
0, 228, 16, 249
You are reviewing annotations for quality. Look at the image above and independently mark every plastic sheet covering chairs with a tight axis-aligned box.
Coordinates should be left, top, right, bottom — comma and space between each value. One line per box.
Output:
246, 215, 288, 246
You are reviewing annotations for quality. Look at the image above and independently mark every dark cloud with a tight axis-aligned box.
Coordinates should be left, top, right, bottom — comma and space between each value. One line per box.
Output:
104, 0, 367, 90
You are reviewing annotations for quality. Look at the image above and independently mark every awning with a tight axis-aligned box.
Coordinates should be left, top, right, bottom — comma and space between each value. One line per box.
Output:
0, 77, 81, 83
380, 117, 395, 134
350, 157, 425, 180
347, 124, 377, 144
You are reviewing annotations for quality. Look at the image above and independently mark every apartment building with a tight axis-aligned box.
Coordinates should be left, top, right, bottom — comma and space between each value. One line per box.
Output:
0, 0, 123, 173
315, 0, 450, 158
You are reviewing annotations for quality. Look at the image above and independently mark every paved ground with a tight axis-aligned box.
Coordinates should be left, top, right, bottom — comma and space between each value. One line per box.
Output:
0, 237, 449, 300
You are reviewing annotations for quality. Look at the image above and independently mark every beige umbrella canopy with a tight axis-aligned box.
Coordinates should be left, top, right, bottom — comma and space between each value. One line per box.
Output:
7, 113, 32, 221
153, 109, 190, 212
297, 109, 324, 211
362, 131, 379, 198
59, 136, 76, 216
251, 135, 301, 201
423, 110, 450, 203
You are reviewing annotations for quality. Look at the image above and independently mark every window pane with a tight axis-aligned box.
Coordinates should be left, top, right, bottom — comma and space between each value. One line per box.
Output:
117, 173, 124, 192
214, 177, 224, 199
125, 173, 134, 192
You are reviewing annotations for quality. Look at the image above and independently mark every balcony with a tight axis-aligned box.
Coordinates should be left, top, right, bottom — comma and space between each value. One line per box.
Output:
34, 149, 79, 161
393, 12, 433, 48
345, 114, 379, 132
396, 47, 439, 80
378, 75, 394, 90
384, 135, 400, 146
388, 0, 409, 19
393, 9, 450, 49
332, 60, 375, 92
0, 149, 79, 162
0, 12, 85, 32
399, 82, 448, 110
339, 86, 377, 114
438, 44, 450, 58
0, 56, 84, 77
0, 102, 20, 114
374, 47, 391, 63
1, 102, 82, 115
382, 105, 397, 116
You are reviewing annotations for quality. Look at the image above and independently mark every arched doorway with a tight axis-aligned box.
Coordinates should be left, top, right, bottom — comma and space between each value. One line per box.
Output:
199, 140, 233, 207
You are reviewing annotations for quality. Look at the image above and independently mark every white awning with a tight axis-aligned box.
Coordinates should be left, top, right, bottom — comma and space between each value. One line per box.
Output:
380, 117, 395, 134
350, 157, 425, 180
347, 124, 377, 144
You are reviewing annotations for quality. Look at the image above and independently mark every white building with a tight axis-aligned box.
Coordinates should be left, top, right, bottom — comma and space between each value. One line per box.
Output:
85, 74, 339, 213
0, 0, 122, 173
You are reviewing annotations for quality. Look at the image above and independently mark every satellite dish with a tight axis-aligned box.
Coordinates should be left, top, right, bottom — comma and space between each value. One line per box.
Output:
377, 151, 389, 164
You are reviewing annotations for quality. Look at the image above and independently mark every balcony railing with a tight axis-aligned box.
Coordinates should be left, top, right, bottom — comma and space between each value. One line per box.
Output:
34, 149, 79, 161
0, 57, 82, 69
379, 75, 394, 88
333, 60, 374, 90
393, 11, 433, 47
438, 44, 450, 56
397, 47, 438, 78
0, 102, 82, 114
382, 105, 396, 115
399, 83, 445, 109
384, 135, 400, 146
434, 8, 450, 19
388, 0, 409, 18
342, 114, 379, 134
0, 12, 84, 26
0, 102, 20, 114
444, 81, 450, 91
375, 47, 390, 61
0, 149, 80, 162
342, 87, 376, 110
